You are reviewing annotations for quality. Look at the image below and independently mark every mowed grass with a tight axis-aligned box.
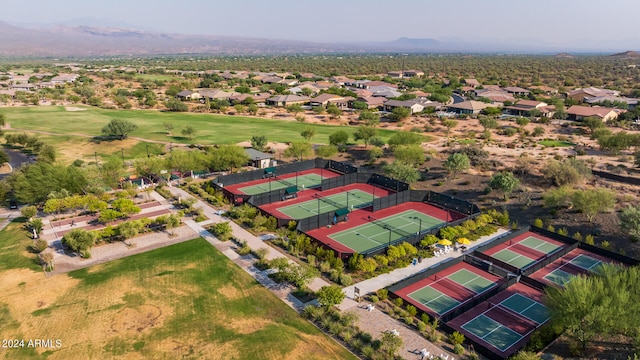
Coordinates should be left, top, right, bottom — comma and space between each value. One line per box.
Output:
0, 237, 356, 360
2, 106, 401, 146
538, 139, 576, 147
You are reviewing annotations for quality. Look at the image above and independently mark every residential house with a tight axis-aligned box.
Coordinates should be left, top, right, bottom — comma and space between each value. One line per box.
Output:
566, 87, 620, 102
528, 85, 558, 95
265, 95, 309, 107
330, 76, 356, 86
502, 86, 531, 97
245, 148, 273, 169
277, 78, 298, 86
9, 83, 37, 91
350, 96, 386, 110
199, 89, 234, 101
566, 105, 621, 122
387, 71, 404, 79
473, 89, 515, 104
383, 99, 425, 114
327, 96, 354, 110
353, 80, 398, 89
447, 100, 490, 115
310, 93, 343, 107
585, 96, 638, 110
261, 76, 283, 84
176, 90, 200, 101
504, 100, 555, 117
289, 82, 320, 95
229, 92, 271, 104
370, 86, 402, 98
50, 74, 79, 84
403, 69, 424, 78
463, 79, 481, 88
408, 90, 431, 99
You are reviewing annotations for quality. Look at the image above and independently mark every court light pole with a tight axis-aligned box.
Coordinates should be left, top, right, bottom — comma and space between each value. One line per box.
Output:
387, 227, 392, 247
410, 216, 422, 236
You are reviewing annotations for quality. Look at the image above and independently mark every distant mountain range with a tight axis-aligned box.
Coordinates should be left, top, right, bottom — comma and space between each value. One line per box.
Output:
0, 21, 636, 57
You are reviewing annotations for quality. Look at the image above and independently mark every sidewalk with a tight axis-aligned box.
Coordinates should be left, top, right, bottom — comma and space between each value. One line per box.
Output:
339, 228, 510, 310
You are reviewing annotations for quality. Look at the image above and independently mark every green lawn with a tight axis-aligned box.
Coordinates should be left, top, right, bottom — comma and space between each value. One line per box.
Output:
538, 140, 576, 147
0, 237, 356, 359
0, 219, 40, 272
2, 106, 400, 146
134, 74, 183, 82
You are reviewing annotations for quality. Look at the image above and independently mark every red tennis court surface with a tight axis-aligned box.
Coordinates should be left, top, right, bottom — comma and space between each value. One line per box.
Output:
447, 283, 549, 359
393, 262, 501, 317
259, 183, 389, 219
527, 247, 615, 287
481, 231, 566, 269
223, 168, 341, 195
305, 201, 466, 255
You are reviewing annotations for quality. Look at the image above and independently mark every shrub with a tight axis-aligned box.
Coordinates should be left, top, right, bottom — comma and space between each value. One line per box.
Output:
600, 240, 611, 250
393, 297, 403, 307
453, 343, 465, 355
546, 225, 555, 232
533, 218, 544, 228
370, 295, 379, 303
449, 330, 465, 346
557, 227, 569, 236
31, 239, 49, 253
377, 288, 388, 300
237, 241, 251, 256
585, 234, 595, 245
572, 232, 583, 241
417, 320, 427, 332
406, 304, 418, 317
339, 273, 353, 286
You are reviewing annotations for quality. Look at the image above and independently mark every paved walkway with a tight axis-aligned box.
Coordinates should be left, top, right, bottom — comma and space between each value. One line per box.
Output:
339, 228, 510, 309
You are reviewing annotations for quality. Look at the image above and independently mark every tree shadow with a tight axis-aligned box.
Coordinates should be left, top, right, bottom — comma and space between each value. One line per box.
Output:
90, 135, 123, 144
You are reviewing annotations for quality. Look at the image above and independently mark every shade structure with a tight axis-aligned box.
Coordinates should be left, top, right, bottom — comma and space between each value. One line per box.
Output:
457, 238, 471, 245
438, 239, 453, 246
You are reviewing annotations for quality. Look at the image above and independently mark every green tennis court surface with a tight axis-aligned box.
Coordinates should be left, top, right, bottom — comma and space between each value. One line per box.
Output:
499, 294, 549, 324
570, 254, 604, 271
447, 269, 496, 294
408, 286, 460, 315
329, 209, 444, 253
491, 249, 537, 268
544, 268, 574, 286
462, 315, 523, 351
520, 236, 562, 254
238, 173, 324, 195
277, 189, 375, 219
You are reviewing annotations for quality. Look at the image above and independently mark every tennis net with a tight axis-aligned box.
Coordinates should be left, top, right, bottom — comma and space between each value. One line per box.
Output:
438, 277, 475, 299
276, 176, 297, 188
315, 195, 345, 210
489, 302, 537, 327
367, 215, 413, 237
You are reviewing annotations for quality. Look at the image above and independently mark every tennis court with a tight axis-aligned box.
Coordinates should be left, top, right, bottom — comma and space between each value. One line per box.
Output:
329, 209, 444, 253
238, 173, 324, 195
543, 254, 605, 286
407, 268, 497, 315
276, 189, 375, 219
460, 293, 549, 352
491, 249, 537, 268
519, 236, 562, 254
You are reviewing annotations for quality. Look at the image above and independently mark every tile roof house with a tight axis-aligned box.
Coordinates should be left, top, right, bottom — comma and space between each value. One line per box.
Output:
473, 89, 515, 104
265, 95, 310, 107
288, 82, 320, 95
229, 92, 271, 104
502, 86, 531, 96
328, 96, 354, 110
51, 74, 79, 84
353, 80, 398, 89
463, 79, 481, 88
370, 86, 402, 98
447, 100, 490, 115
567, 87, 620, 102
384, 99, 424, 114
176, 90, 200, 101
585, 96, 638, 110
505, 100, 556, 117
310, 93, 343, 107
199, 89, 234, 101
566, 105, 621, 122
350, 96, 386, 109
528, 85, 558, 95
261, 76, 284, 84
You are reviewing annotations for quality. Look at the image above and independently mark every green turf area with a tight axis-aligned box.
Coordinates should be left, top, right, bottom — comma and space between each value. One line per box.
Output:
0, 238, 356, 360
1, 106, 401, 147
329, 209, 443, 253
134, 74, 182, 82
500, 294, 550, 324
277, 189, 374, 219
447, 269, 496, 294
519, 236, 561, 254
570, 254, 603, 270
544, 268, 574, 286
462, 315, 523, 351
538, 140, 576, 147
0, 218, 41, 272
238, 173, 323, 196
491, 249, 537, 268
408, 286, 460, 315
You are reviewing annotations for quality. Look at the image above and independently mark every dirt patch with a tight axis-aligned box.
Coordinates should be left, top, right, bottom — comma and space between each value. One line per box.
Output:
64, 106, 87, 112
151, 337, 241, 359
110, 304, 163, 333
218, 284, 242, 300
282, 333, 349, 360
223, 317, 275, 335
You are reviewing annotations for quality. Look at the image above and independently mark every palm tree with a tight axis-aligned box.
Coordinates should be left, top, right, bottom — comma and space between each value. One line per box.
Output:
39, 249, 55, 271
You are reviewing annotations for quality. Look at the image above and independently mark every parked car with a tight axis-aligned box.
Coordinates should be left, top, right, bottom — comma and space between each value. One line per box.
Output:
9, 199, 18, 210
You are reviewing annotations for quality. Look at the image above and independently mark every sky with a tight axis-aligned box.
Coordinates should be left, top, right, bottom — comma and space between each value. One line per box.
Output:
3, 0, 640, 50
